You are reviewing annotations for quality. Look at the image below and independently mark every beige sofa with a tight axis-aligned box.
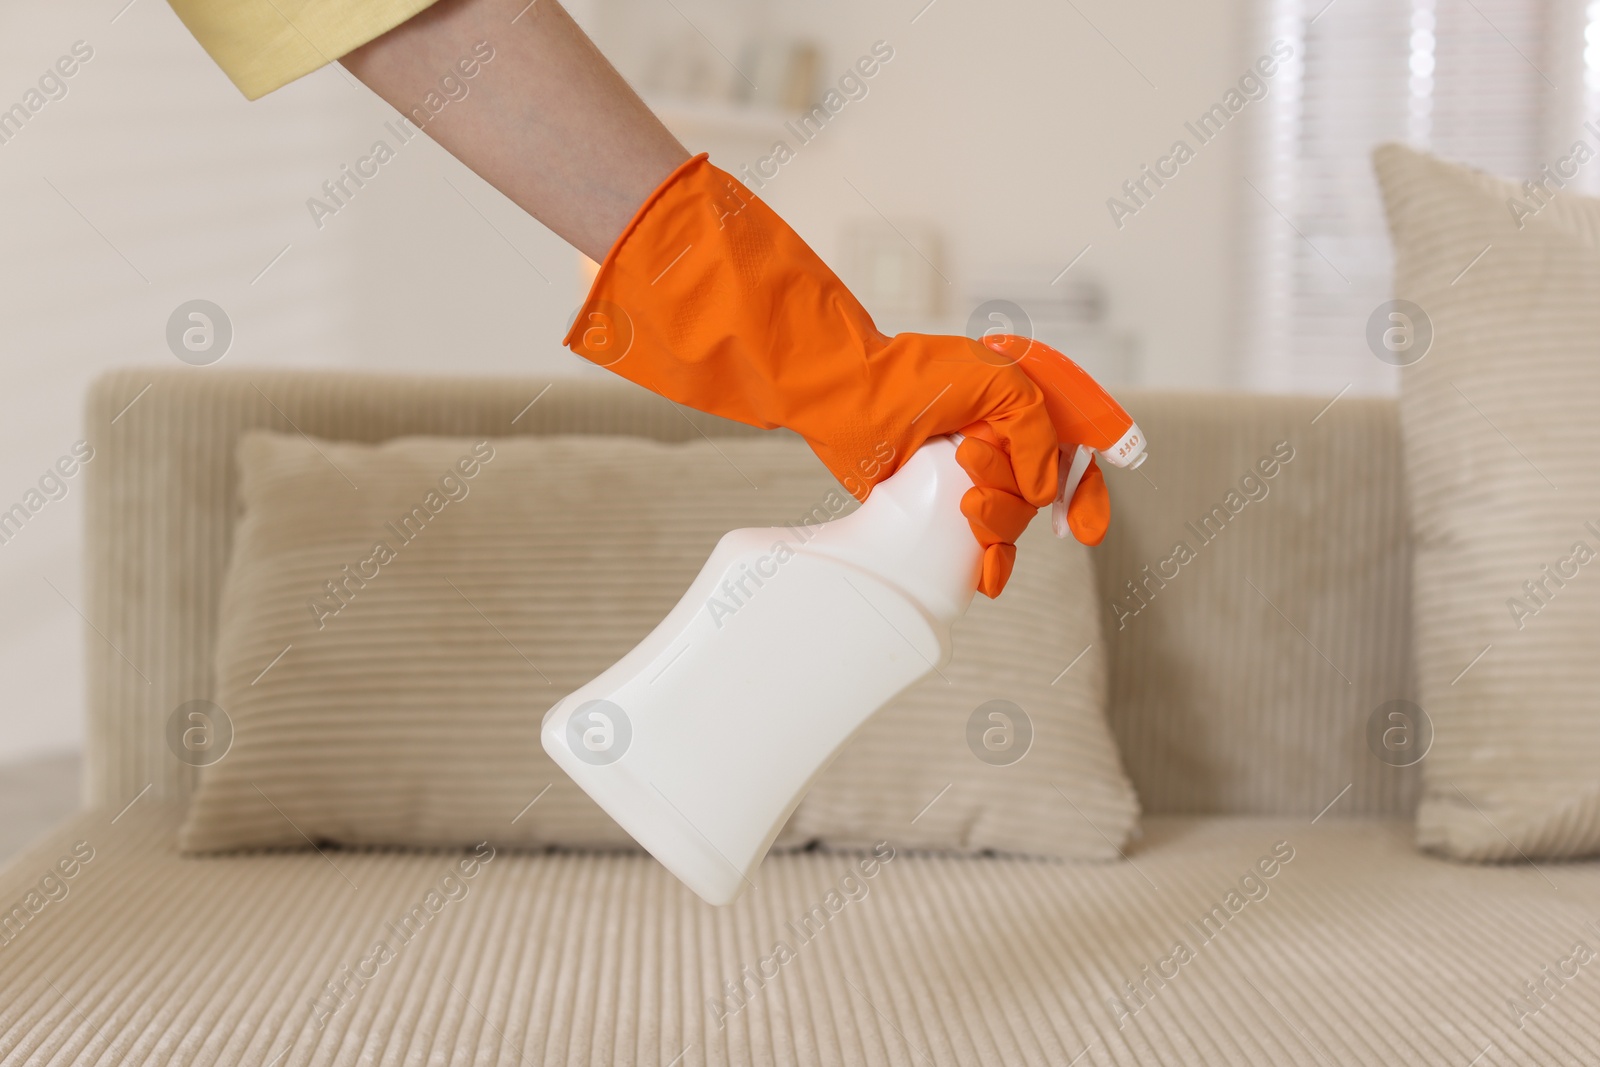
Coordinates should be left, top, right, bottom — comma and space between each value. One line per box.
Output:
2, 368, 1595, 1066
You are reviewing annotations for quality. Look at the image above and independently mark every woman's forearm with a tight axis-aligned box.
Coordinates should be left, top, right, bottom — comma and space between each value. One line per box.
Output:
342, 0, 690, 262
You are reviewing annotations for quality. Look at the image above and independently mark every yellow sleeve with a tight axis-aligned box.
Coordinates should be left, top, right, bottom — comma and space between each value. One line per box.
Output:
165, 0, 444, 100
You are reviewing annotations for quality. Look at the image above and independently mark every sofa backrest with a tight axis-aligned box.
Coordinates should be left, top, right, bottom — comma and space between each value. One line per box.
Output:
82, 368, 1417, 816
1093, 391, 1418, 816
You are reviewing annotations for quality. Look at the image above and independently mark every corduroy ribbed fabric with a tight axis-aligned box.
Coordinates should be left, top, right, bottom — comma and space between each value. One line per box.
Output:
82, 369, 1418, 818
1092, 391, 1418, 817
1376, 144, 1600, 861
4, 806, 1598, 1065
82, 371, 769, 811
177, 430, 1133, 859
45, 367, 1599, 1067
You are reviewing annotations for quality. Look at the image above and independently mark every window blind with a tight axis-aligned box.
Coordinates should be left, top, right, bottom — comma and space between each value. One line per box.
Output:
1243, 0, 1597, 395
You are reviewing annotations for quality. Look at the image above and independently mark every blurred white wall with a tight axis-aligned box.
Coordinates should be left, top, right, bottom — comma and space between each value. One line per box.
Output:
0, 0, 1259, 764
684, 0, 1257, 388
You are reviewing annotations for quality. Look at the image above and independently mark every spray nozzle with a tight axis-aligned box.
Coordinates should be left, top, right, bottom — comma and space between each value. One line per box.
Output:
1053, 421, 1145, 539
982, 335, 1146, 541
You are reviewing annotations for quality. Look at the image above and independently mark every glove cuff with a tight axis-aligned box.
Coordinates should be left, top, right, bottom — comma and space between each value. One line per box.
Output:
561, 151, 712, 353
562, 151, 884, 443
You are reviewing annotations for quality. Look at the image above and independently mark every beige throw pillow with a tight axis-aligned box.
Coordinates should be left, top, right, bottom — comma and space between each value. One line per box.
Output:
181, 431, 1137, 860
787, 501, 1136, 859
1375, 143, 1600, 860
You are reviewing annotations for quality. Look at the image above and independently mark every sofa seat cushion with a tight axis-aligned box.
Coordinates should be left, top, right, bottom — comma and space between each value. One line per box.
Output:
3, 810, 1596, 1066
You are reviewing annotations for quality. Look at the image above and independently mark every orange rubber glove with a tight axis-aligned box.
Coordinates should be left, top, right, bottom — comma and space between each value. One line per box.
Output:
958, 333, 1121, 590
565, 153, 1109, 596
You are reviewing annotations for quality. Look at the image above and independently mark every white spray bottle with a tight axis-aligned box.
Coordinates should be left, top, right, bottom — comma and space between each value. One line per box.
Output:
541, 340, 1146, 905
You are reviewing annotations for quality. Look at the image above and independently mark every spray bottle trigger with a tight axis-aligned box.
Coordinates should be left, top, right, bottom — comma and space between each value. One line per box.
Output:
1051, 444, 1096, 540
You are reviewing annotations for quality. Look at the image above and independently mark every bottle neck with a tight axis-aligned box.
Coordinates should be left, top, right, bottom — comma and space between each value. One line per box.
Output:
796, 437, 981, 626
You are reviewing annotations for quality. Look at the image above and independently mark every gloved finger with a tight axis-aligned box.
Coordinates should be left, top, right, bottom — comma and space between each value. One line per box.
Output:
956, 437, 1035, 598
921, 337, 1057, 506
1067, 458, 1111, 546
973, 396, 1059, 508
960, 485, 1037, 548
985, 333, 1130, 453
954, 433, 1022, 497
977, 543, 1016, 598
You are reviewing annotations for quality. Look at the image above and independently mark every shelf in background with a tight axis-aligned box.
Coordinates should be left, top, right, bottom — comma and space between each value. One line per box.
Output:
644, 94, 793, 143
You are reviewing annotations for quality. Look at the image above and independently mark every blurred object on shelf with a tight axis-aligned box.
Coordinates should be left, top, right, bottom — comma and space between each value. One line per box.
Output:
857, 269, 1139, 386
639, 27, 729, 103
843, 219, 947, 320
966, 271, 1107, 328
964, 271, 1136, 385
642, 94, 790, 142
740, 38, 821, 112
585, 0, 821, 140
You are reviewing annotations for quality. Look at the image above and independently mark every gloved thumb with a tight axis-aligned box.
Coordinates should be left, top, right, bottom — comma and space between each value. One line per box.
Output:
1066, 456, 1110, 546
